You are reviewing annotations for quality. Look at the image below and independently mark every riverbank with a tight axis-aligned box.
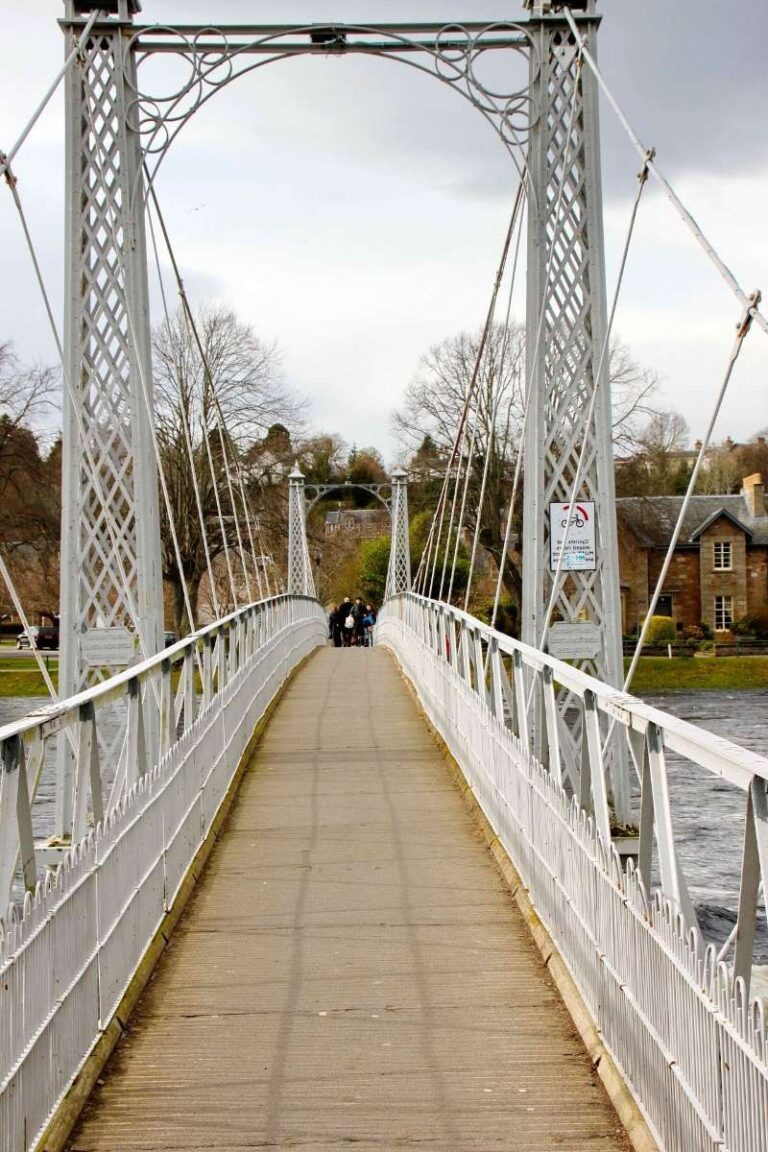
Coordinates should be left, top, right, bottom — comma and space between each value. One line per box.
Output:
625, 654, 768, 694
0, 653, 766, 699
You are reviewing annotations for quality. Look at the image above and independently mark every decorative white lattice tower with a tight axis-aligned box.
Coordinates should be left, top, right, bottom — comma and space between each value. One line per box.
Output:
58, 0, 163, 834
385, 470, 411, 600
522, 0, 628, 821
287, 465, 315, 597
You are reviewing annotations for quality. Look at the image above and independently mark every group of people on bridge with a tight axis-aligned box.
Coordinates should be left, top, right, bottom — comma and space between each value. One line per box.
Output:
328, 597, 377, 647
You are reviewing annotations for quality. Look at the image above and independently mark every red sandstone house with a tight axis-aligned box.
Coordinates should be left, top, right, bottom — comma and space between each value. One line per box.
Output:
616, 474, 768, 639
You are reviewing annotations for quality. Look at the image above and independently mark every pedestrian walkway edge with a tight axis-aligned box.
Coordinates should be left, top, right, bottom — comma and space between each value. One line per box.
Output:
383, 647, 661, 1152
34, 647, 320, 1152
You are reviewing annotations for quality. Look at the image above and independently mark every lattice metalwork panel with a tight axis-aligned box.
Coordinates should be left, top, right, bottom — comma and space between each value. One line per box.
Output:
522, 11, 627, 820
61, 27, 162, 694
523, 16, 622, 688
286, 469, 315, 597
385, 475, 411, 599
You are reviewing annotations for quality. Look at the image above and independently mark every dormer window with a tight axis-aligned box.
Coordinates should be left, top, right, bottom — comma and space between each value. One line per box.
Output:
713, 541, 732, 571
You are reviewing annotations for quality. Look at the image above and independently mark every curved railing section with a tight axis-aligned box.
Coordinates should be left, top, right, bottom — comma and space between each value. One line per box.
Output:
0, 594, 327, 1152
377, 592, 768, 1152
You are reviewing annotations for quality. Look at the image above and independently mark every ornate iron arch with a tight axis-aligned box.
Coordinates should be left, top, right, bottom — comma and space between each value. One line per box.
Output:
121, 22, 538, 207
304, 482, 393, 515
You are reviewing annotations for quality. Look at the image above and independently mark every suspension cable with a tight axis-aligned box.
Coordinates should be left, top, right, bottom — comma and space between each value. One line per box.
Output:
416, 181, 526, 598
144, 183, 254, 612
145, 201, 221, 626
622, 293, 760, 694
563, 7, 767, 341
1, 164, 161, 685
0, 10, 100, 183
463, 196, 525, 610
146, 193, 222, 620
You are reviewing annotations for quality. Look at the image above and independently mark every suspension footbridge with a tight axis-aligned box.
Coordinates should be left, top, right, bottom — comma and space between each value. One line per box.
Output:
1, 3, 767, 1152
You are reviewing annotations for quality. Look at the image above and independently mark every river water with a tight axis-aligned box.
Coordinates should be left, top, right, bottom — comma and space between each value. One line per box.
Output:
3, 688, 767, 955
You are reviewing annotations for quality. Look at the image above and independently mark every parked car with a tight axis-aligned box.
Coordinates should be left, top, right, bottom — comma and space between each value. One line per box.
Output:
16, 626, 59, 650
163, 631, 177, 648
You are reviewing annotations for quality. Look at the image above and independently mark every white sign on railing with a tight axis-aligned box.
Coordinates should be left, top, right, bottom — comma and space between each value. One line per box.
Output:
81, 626, 136, 666
549, 501, 596, 571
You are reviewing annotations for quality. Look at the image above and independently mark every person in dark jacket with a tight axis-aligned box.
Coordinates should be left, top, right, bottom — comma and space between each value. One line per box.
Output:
328, 603, 343, 647
352, 598, 367, 647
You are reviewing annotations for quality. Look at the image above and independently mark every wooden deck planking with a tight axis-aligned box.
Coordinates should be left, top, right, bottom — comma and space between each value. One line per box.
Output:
69, 647, 630, 1152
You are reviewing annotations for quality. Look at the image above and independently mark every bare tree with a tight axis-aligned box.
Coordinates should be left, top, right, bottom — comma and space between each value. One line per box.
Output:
393, 325, 663, 607
152, 304, 306, 633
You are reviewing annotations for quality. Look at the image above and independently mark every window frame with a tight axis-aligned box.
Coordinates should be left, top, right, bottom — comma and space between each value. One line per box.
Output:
714, 594, 733, 632
713, 540, 732, 571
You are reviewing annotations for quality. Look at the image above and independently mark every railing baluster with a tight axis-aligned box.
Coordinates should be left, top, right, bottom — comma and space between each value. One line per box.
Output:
73, 702, 102, 840
512, 650, 530, 751
126, 678, 147, 789
542, 666, 562, 785
646, 722, 697, 928
583, 689, 611, 845
733, 778, 768, 992
160, 659, 175, 757
0, 736, 31, 905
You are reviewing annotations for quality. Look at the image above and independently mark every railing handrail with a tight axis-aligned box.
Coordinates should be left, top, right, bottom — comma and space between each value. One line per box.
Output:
399, 591, 768, 790
0, 593, 319, 750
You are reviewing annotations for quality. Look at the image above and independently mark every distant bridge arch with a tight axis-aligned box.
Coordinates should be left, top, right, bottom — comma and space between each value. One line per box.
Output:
304, 481, 394, 515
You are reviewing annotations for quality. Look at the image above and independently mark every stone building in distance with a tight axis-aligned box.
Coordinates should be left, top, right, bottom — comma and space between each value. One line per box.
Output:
616, 474, 768, 638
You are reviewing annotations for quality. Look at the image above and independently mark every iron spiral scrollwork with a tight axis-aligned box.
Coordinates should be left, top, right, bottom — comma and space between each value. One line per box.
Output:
122, 23, 537, 177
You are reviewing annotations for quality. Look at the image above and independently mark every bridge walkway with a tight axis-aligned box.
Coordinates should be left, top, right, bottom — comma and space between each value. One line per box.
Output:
69, 647, 629, 1151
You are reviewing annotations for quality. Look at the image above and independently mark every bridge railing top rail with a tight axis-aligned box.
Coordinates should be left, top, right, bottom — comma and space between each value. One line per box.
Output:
396, 592, 768, 791
0, 594, 318, 750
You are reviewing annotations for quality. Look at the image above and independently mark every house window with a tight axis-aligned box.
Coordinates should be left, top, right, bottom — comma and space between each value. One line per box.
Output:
713, 541, 732, 570
714, 595, 733, 631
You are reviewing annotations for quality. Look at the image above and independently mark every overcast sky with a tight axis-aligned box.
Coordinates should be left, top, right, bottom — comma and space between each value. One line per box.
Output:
2, 0, 767, 465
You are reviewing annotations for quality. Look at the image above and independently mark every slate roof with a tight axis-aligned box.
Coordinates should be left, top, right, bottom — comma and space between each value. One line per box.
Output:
616, 493, 768, 547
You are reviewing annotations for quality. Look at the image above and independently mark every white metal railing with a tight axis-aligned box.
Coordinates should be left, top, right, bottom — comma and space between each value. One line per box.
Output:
377, 593, 768, 1152
0, 594, 326, 1152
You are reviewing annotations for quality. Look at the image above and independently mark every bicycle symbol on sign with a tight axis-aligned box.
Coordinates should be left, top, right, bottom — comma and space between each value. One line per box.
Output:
560, 513, 585, 529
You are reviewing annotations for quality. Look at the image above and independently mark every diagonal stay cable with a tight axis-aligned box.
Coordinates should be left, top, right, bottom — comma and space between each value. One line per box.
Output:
1, 164, 163, 699
463, 194, 525, 611
0, 9, 100, 182
622, 292, 760, 696
146, 192, 223, 621
147, 182, 277, 607
416, 181, 526, 599
563, 6, 767, 340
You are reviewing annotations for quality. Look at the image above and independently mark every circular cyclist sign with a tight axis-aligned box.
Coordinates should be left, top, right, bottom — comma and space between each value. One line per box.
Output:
548, 501, 596, 572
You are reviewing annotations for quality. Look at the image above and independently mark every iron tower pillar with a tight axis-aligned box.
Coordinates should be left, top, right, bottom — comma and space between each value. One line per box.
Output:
58, 1, 163, 833
386, 470, 411, 600
287, 465, 314, 597
522, 1, 628, 821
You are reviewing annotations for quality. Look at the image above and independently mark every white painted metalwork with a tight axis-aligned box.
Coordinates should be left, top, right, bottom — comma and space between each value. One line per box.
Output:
0, 592, 325, 1152
385, 469, 411, 599
522, 1, 628, 822
286, 466, 315, 598
377, 592, 768, 1152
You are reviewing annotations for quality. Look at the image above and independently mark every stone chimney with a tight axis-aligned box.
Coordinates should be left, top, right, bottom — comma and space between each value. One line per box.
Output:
742, 473, 766, 518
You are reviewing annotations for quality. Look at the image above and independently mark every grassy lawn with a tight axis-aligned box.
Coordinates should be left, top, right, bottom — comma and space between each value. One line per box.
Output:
0, 657, 58, 698
625, 655, 768, 694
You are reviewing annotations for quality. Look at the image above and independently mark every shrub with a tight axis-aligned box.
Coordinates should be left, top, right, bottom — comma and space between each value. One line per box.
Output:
472, 596, 519, 638
644, 615, 676, 646
681, 624, 704, 643
732, 612, 768, 639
